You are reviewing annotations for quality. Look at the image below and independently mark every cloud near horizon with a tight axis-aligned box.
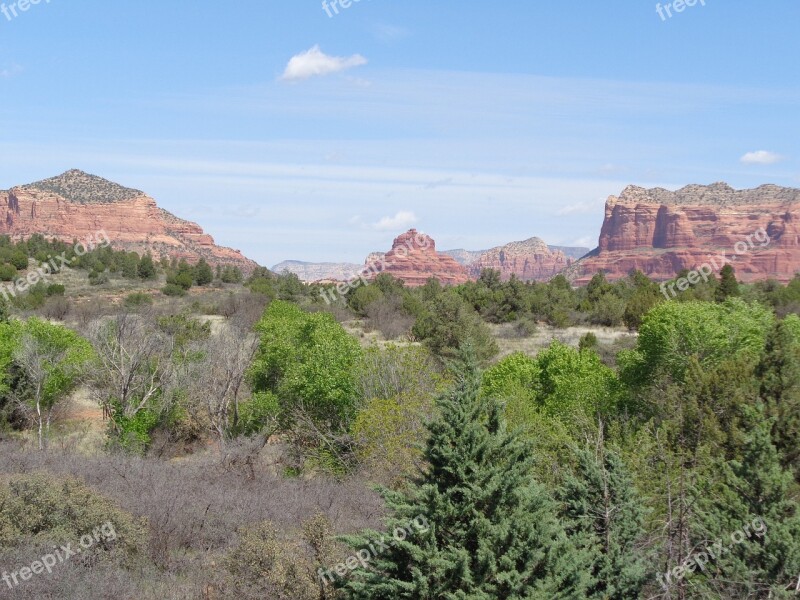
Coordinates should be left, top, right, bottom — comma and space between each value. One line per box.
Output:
281, 45, 367, 81
372, 210, 418, 231
740, 150, 783, 165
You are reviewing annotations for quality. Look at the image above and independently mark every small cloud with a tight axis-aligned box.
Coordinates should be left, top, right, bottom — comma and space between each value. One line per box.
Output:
281, 45, 367, 81
556, 197, 605, 216
740, 150, 783, 165
372, 211, 417, 231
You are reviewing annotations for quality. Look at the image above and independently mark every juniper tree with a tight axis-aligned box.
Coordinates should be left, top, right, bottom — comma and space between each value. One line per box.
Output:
340, 353, 588, 599
696, 405, 800, 598
556, 442, 648, 599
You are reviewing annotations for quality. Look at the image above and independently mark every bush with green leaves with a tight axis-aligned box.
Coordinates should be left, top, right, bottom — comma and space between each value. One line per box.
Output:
250, 300, 363, 430
619, 298, 774, 387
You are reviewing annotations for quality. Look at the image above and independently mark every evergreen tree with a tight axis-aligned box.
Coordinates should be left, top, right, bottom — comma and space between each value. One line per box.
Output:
697, 405, 800, 598
137, 252, 157, 280
340, 353, 588, 599
715, 264, 740, 302
756, 317, 800, 473
194, 258, 213, 286
556, 442, 649, 598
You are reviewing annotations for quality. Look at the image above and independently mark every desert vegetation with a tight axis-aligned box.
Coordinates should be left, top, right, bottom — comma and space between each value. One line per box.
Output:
1, 246, 800, 598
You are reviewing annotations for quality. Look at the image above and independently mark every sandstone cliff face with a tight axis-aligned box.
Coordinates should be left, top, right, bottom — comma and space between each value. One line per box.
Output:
365, 229, 470, 287
1, 170, 257, 271
467, 237, 571, 281
574, 183, 800, 284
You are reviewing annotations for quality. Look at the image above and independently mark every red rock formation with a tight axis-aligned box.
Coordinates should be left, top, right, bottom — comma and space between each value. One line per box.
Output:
365, 229, 470, 287
0, 170, 258, 271
573, 183, 800, 284
468, 237, 571, 281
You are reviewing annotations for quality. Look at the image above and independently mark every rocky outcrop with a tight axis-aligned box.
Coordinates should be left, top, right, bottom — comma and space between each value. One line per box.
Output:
573, 183, 800, 283
467, 237, 572, 281
1, 170, 258, 271
365, 229, 470, 287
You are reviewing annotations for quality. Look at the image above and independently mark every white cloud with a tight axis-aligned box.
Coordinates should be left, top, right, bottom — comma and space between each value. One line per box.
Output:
281, 45, 367, 81
372, 211, 418, 231
740, 150, 783, 165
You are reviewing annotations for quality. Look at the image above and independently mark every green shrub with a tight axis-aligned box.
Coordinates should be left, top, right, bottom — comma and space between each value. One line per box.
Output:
162, 283, 187, 297
124, 292, 153, 307
0, 472, 146, 559
0, 264, 16, 282
46, 283, 65, 297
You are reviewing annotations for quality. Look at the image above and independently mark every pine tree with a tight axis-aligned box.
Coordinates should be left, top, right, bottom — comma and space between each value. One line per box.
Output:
339, 353, 588, 599
556, 442, 648, 599
715, 264, 740, 302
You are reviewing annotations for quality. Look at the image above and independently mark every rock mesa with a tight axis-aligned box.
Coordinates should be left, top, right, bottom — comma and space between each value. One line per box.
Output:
573, 182, 800, 283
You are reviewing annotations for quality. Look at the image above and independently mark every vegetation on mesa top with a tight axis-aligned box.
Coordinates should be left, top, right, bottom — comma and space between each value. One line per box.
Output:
19, 169, 145, 204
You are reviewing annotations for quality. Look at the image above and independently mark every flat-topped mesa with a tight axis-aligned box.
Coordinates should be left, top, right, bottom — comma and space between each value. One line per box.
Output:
573, 182, 800, 284
0, 170, 258, 272
365, 229, 470, 287
468, 236, 571, 281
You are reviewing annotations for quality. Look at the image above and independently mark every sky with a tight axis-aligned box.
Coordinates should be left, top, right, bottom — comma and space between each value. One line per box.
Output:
1, 1, 798, 266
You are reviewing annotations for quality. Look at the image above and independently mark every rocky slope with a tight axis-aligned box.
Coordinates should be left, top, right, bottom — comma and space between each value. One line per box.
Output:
467, 237, 573, 281
365, 229, 470, 287
573, 182, 800, 283
1, 170, 257, 271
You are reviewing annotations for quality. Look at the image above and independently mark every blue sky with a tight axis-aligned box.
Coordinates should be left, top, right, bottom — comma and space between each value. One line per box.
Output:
1, 1, 798, 266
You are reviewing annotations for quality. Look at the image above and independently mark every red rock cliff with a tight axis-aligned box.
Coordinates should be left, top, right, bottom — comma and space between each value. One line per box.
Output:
573, 183, 800, 284
365, 229, 470, 287
0, 170, 258, 271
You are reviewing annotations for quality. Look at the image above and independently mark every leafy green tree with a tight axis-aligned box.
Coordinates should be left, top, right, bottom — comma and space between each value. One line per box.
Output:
250, 300, 363, 430
12, 318, 94, 450
619, 299, 773, 387
341, 354, 588, 598
556, 444, 649, 599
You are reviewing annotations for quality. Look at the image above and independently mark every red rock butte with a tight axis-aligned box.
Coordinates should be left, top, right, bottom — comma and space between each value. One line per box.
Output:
365, 229, 470, 287
0, 170, 258, 272
572, 182, 800, 284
